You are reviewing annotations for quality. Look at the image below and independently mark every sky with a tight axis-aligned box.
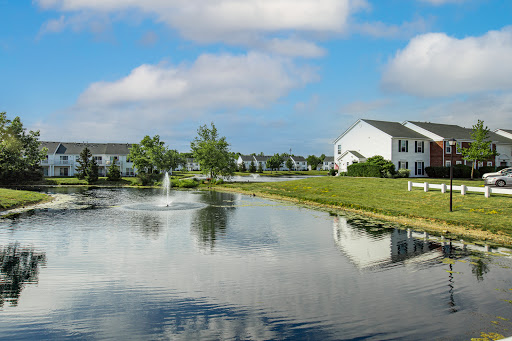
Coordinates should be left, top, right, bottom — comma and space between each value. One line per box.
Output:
1, 0, 512, 156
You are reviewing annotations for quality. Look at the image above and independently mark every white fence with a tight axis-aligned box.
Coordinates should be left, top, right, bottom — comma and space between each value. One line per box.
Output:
407, 181, 512, 198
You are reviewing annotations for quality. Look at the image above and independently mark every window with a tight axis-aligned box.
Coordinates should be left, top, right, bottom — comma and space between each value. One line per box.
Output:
478, 161, 483, 167
415, 161, 424, 176
445, 160, 451, 167
445, 141, 452, 154
456, 142, 462, 154
487, 161, 493, 166
59, 168, 69, 176
398, 140, 408, 152
415, 141, 424, 153
399, 161, 408, 169
456, 161, 462, 165
337, 145, 342, 155
60, 155, 68, 161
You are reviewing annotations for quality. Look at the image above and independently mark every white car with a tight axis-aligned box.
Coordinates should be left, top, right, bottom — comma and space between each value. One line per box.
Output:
484, 173, 512, 187
482, 167, 512, 179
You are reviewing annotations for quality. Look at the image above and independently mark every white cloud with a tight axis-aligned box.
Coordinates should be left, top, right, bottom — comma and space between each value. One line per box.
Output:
382, 27, 512, 97
78, 52, 316, 109
419, 93, 512, 129
36, 52, 317, 146
35, 0, 366, 57
340, 98, 393, 114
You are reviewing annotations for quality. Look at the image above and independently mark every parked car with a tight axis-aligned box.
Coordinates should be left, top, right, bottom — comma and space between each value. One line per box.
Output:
482, 167, 512, 179
484, 173, 512, 187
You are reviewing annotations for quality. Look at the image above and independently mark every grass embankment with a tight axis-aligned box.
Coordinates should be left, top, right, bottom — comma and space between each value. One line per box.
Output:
221, 177, 512, 245
0, 188, 50, 211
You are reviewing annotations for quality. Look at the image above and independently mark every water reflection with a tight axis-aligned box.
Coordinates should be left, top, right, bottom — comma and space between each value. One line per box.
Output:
0, 243, 46, 307
190, 192, 237, 250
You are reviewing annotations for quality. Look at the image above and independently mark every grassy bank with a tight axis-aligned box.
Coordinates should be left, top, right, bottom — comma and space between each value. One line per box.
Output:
0, 188, 50, 211
221, 177, 512, 245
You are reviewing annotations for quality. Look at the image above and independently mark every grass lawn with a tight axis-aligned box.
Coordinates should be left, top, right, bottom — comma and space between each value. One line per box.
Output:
221, 176, 512, 243
0, 188, 49, 211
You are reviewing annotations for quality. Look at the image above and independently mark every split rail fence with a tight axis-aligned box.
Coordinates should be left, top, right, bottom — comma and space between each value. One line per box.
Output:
407, 181, 512, 198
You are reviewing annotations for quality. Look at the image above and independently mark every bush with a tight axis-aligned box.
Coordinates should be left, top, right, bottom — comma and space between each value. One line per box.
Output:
215, 178, 224, 185
338, 171, 348, 177
478, 166, 496, 175
396, 168, 410, 178
366, 155, 395, 177
347, 163, 381, 177
328, 169, 338, 176
425, 165, 479, 178
138, 173, 161, 186
178, 178, 199, 188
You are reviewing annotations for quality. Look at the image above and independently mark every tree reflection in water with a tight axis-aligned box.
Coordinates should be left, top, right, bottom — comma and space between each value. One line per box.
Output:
191, 191, 237, 250
0, 243, 46, 307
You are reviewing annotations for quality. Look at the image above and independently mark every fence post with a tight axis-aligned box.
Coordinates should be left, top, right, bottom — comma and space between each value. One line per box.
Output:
408, 181, 412, 191
424, 182, 429, 192
441, 183, 446, 193
485, 186, 491, 198
461, 185, 466, 195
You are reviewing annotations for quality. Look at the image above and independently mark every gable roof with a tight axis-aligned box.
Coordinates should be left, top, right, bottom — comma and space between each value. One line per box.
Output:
239, 155, 254, 162
40, 142, 133, 155
407, 121, 512, 143
323, 156, 334, 162
361, 119, 429, 139
291, 156, 306, 162
254, 155, 270, 162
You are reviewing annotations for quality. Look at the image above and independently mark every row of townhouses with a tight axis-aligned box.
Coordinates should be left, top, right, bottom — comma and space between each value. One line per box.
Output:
333, 119, 512, 177
236, 155, 335, 171
39, 142, 201, 177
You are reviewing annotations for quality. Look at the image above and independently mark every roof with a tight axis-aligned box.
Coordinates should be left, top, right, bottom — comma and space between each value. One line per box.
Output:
346, 150, 366, 159
407, 121, 512, 143
361, 119, 429, 139
239, 155, 254, 162
496, 129, 512, 135
40, 142, 133, 155
323, 156, 334, 162
254, 155, 270, 162
291, 156, 306, 162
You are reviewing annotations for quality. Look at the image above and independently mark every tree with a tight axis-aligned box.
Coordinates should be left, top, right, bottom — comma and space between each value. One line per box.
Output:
249, 160, 256, 173
129, 135, 180, 176
366, 155, 395, 177
190, 122, 235, 179
107, 161, 121, 181
459, 120, 499, 179
285, 158, 294, 171
75, 147, 91, 180
266, 154, 284, 171
306, 155, 321, 170
239, 162, 247, 172
85, 158, 99, 184
0, 112, 47, 184
257, 162, 263, 173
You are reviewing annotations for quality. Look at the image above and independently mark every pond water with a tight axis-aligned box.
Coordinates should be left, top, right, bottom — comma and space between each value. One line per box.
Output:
0, 188, 511, 340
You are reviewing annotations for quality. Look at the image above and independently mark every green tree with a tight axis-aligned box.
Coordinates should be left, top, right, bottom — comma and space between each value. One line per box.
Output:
75, 147, 91, 180
249, 160, 256, 173
257, 162, 263, 173
459, 120, 499, 179
306, 155, 321, 170
0, 112, 47, 184
366, 155, 395, 177
190, 122, 235, 179
285, 158, 294, 171
129, 135, 180, 176
85, 158, 99, 184
266, 154, 284, 171
107, 161, 121, 181
239, 162, 247, 172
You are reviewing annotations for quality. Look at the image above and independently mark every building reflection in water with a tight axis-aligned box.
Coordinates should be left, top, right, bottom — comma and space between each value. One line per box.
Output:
0, 243, 46, 307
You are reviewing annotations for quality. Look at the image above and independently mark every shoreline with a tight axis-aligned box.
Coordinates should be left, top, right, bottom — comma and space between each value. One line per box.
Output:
213, 186, 512, 247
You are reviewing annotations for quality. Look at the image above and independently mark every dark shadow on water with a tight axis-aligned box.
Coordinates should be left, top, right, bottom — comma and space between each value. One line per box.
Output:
0, 243, 46, 307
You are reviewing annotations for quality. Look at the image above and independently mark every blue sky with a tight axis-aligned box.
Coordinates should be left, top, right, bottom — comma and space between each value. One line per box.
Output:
2, 0, 512, 156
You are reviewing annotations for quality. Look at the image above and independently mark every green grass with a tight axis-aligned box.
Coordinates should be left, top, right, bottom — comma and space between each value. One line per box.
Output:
0, 188, 49, 210
222, 176, 512, 238
41, 177, 141, 186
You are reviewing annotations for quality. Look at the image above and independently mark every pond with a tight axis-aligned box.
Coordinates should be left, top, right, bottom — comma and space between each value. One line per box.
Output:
0, 188, 511, 340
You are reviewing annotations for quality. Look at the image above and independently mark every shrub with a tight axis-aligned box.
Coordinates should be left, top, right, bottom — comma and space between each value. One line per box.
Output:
347, 163, 381, 177
425, 165, 479, 178
215, 178, 224, 185
338, 171, 348, 177
328, 169, 338, 176
477, 166, 496, 175
178, 178, 199, 188
425, 166, 449, 178
396, 168, 410, 178
366, 155, 395, 177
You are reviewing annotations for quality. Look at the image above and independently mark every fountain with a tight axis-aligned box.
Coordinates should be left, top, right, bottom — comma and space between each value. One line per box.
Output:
121, 171, 207, 211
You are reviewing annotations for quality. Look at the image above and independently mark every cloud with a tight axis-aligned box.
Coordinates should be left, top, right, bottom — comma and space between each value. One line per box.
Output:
419, 92, 512, 129
36, 52, 318, 148
382, 27, 512, 97
354, 17, 430, 39
340, 98, 393, 114
35, 0, 366, 57
78, 52, 316, 109
138, 31, 158, 47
